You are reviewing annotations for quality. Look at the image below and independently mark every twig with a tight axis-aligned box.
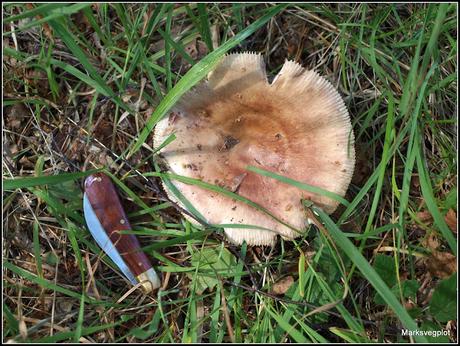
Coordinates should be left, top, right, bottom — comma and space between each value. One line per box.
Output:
219, 282, 235, 343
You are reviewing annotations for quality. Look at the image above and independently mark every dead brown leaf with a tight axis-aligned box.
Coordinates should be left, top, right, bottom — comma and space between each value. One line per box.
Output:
416, 210, 433, 223
271, 275, 294, 295
25, 69, 50, 97
25, 3, 53, 41
18, 155, 35, 169
445, 209, 457, 233
425, 251, 457, 279
5, 103, 28, 130
71, 10, 91, 34
423, 233, 440, 251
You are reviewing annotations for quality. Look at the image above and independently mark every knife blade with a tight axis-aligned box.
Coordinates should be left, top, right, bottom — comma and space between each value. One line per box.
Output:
83, 172, 161, 293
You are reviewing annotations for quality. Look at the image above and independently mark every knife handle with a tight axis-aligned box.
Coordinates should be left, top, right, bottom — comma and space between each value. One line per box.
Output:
84, 172, 160, 292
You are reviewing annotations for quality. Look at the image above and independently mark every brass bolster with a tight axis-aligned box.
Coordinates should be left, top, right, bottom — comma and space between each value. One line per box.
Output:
136, 268, 161, 293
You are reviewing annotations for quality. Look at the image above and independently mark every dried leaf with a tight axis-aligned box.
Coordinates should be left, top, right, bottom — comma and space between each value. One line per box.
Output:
416, 210, 433, 223
19, 155, 35, 169
5, 103, 28, 130
25, 3, 53, 40
71, 10, 90, 33
444, 209, 457, 233
426, 251, 457, 279
19, 318, 28, 340
271, 275, 295, 295
423, 233, 440, 252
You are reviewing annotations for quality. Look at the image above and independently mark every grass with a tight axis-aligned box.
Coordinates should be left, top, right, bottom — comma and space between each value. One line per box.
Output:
2, 3, 457, 343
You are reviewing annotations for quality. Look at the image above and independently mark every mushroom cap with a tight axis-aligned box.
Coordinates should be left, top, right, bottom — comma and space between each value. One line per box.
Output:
154, 52, 355, 246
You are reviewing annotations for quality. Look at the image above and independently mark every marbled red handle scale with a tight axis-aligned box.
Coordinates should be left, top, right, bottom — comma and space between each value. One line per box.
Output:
84, 172, 152, 277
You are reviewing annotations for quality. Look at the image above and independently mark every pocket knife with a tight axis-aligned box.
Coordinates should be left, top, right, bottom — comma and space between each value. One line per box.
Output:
83, 172, 160, 293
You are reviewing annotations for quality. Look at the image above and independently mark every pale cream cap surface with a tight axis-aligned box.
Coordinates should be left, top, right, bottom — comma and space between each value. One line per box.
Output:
154, 52, 355, 246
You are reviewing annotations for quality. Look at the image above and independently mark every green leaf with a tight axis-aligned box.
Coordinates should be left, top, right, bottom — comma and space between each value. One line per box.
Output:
34, 155, 45, 176
312, 233, 347, 284
144, 171, 296, 232
210, 288, 222, 343
189, 246, 236, 293
44, 251, 60, 266
407, 306, 423, 319
397, 280, 419, 300
34, 317, 132, 343
372, 254, 397, 287
47, 17, 112, 96
429, 273, 457, 322
47, 180, 83, 210
197, 4, 214, 51
142, 229, 214, 253
375, 279, 420, 305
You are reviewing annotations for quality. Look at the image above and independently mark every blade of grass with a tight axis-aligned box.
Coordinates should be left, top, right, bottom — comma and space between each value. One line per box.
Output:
338, 118, 413, 225
152, 161, 207, 223
3, 168, 101, 190
197, 4, 214, 51
143, 170, 299, 233
47, 17, 134, 115
112, 3, 131, 38
49, 59, 111, 96
66, 221, 86, 342
298, 251, 306, 298
396, 61, 439, 282
31, 221, 44, 283
4, 261, 96, 303
232, 4, 245, 32
3, 3, 64, 23
246, 165, 350, 207
164, 5, 174, 92
29, 187, 83, 224
33, 317, 133, 343
414, 130, 457, 255
82, 6, 110, 45
142, 229, 214, 253
265, 304, 308, 343
209, 288, 222, 343
360, 92, 394, 242
3, 304, 19, 336
157, 28, 195, 65
3, 3, 90, 35
418, 3, 449, 81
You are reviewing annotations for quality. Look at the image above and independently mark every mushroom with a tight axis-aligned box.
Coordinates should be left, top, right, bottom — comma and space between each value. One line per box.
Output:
153, 52, 355, 246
